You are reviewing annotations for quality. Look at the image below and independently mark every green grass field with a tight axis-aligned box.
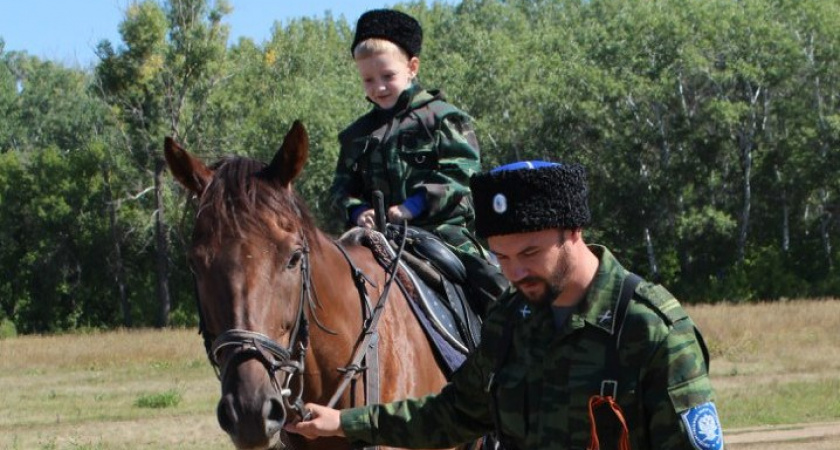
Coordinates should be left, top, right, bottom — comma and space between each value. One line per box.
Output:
692, 299, 840, 428
1, 299, 839, 449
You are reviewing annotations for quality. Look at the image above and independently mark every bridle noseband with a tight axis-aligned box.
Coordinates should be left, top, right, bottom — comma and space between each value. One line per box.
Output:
197, 238, 314, 422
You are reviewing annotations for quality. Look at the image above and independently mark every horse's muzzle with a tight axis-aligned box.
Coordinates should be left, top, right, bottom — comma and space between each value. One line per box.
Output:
218, 389, 287, 450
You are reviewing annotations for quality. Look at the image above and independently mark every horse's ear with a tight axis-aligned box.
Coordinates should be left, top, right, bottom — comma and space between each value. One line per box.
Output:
163, 136, 213, 195
267, 120, 309, 187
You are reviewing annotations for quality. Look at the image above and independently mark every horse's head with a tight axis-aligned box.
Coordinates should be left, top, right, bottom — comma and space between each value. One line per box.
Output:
165, 122, 315, 449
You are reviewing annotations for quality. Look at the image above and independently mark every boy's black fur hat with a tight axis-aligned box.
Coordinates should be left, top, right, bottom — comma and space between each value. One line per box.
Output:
471, 162, 591, 238
351, 9, 423, 58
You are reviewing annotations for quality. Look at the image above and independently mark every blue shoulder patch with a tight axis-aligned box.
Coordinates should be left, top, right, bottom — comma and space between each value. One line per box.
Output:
681, 402, 724, 450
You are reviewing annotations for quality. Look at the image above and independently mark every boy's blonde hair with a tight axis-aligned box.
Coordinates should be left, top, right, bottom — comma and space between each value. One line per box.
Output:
353, 38, 411, 61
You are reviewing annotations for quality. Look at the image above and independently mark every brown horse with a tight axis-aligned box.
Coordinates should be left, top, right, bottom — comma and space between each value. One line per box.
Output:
164, 122, 470, 450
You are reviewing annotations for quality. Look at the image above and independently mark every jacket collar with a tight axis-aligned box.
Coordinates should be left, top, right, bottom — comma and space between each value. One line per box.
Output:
366, 81, 442, 119
567, 245, 631, 335
506, 245, 630, 337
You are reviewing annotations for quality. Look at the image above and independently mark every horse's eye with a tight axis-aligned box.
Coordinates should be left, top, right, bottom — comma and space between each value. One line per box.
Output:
286, 251, 303, 269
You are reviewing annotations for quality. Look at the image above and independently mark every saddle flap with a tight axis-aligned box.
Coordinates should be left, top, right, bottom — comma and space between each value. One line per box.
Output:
386, 224, 467, 283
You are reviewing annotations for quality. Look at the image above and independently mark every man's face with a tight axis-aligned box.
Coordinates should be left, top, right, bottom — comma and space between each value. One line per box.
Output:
488, 228, 571, 305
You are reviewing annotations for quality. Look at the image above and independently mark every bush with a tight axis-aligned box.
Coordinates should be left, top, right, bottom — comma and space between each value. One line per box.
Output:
168, 306, 199, 328
0, 317, 17, 339
134, 389, 182, 409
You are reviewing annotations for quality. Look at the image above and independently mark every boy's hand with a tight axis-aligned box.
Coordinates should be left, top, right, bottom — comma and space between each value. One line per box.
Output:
355, 208, 376, 228
284, 403, 345, 438
387, 204, 414, 223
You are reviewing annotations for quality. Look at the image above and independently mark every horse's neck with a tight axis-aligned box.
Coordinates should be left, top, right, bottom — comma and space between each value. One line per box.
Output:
307, 231, 374, 339
311, 232, 358, 286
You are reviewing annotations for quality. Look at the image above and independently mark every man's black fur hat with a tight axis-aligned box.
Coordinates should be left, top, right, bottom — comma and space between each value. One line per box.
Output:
351, 9, 423, 58
471, 161, 591, 238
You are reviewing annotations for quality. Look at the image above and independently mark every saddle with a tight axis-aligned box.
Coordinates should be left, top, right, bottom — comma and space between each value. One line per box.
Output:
343, 226, 483, 376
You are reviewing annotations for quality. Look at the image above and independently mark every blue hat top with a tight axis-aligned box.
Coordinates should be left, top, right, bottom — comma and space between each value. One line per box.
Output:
490, 161, 561, 173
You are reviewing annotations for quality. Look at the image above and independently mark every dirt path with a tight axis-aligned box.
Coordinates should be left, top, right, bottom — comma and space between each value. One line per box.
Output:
726, 421, 840, 449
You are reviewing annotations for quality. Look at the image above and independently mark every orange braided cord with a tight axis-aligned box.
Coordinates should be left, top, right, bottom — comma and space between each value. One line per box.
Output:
587, 395, 631, 450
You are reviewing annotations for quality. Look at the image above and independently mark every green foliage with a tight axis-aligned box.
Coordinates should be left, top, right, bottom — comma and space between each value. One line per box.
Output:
0, 317, 17, 339
3, 0, 840, 333
168, 304, 199, 327
133, 388, 182, 408
0, 144, 116, 332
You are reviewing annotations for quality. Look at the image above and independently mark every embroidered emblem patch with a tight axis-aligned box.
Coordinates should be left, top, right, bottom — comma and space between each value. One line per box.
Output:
597, 310, 613, 325
681, 402, 724, 450
492, 193, 507, 214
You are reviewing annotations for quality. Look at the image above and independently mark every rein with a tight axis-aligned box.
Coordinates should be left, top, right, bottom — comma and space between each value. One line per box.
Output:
325, 227, 407, 409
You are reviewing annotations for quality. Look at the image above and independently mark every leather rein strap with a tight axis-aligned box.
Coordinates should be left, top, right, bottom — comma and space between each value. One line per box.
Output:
326, 228, 407, 409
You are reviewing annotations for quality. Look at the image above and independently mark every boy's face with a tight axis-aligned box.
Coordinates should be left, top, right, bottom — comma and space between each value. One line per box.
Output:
355, 47, 419, 110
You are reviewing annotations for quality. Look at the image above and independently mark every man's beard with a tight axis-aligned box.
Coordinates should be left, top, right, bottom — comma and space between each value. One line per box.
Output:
517, 276, 561, 305
516, 241, 570, 305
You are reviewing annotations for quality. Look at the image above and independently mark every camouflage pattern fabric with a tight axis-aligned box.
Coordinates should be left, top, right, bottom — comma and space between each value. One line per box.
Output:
328, 83, 481, 252
340, 245, 721, 449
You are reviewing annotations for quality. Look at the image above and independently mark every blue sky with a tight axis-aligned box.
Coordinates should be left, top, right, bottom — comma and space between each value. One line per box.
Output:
0, 1, 451, 68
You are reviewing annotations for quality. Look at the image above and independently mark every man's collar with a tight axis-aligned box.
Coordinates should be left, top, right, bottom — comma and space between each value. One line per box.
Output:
575, 245, 630, 335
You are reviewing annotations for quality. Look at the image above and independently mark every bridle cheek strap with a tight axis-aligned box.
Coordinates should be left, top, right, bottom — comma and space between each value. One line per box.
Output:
200, 239, 313, 423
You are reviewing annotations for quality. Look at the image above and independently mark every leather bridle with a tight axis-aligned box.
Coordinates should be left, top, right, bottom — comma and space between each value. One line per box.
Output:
196, 238, 314, 423
194, 226, 407, 429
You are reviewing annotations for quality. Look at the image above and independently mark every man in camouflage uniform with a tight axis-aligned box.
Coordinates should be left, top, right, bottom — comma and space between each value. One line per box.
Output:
291, 161, 724, 450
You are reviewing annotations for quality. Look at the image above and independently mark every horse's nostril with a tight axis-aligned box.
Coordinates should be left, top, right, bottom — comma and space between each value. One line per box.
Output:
264, 396, 286, 435
217, 395, 237, 435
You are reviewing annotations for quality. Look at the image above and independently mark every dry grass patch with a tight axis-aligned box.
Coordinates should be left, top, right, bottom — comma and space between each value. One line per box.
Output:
2, 301, 839, 448
0, 327, 205, 371
687, 299, 840, 428
0, 328, 230, 449
689, 299, 840, 377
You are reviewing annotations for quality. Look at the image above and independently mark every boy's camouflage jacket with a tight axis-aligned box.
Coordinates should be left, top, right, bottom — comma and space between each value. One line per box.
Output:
340, 245, 722, 450
328, 83, 481, 235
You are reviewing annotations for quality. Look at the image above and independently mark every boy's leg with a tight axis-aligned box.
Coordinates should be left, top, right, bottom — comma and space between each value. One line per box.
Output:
434, 225, 510, 317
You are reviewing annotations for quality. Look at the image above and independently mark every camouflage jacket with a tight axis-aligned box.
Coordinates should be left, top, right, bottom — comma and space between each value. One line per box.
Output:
328, 83, 481, 237
341, 246, 722, 450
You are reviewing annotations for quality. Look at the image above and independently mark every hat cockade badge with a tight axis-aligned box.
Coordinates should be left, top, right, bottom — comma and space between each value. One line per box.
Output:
492, 193, 507, 214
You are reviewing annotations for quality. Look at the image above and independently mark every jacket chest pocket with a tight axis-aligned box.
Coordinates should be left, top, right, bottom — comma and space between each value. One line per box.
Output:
398, 129, 439, 170
565, 356, 640, 448
491, 364, 529, 437
345, 136, 381, 174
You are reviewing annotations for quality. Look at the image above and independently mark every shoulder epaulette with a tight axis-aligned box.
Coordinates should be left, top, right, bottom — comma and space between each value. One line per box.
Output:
635, 283, 688, 325
423, 98, 463, 120
405, 92, 468, 128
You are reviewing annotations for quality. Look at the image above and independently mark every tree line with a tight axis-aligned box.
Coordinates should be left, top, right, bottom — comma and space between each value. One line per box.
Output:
1, 0, 838, 334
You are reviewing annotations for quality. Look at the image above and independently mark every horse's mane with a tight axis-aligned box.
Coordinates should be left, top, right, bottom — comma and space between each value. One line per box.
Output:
196, 156, 319, 246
